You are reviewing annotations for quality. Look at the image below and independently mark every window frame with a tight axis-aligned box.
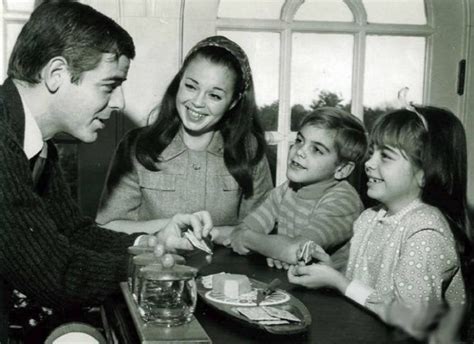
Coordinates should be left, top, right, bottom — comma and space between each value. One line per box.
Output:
216, 0, 436, 185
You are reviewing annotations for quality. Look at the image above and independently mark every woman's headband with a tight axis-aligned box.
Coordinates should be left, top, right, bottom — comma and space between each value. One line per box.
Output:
185, 35, 252, 99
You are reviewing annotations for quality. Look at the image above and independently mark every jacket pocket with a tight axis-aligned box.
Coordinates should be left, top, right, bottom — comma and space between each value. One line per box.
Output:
139, 173, 176, 191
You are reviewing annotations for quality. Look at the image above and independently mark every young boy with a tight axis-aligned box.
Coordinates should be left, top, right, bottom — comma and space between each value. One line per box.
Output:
230, 107, 367, 268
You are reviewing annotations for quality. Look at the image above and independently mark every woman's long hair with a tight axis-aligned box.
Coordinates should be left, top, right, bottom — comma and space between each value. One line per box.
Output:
135, 45, 267, 198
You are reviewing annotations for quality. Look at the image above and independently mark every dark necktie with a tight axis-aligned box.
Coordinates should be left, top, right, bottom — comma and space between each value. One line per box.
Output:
31, 143, 47, 187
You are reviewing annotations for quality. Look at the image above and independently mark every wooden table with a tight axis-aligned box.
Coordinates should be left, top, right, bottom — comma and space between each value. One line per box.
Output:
102, 247, 420, 344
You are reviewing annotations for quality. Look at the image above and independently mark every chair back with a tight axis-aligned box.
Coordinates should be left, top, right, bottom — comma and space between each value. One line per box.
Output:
45, 322, 106, 344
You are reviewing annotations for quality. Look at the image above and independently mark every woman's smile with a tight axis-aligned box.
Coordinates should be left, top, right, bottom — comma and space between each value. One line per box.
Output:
186, 106, 207, 122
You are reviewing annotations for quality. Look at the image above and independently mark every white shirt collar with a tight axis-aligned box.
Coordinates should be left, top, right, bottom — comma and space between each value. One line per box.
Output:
21, 94, 44, 159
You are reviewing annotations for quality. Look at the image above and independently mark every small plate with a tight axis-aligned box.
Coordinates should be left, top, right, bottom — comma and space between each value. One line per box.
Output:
196, 275, 311, 335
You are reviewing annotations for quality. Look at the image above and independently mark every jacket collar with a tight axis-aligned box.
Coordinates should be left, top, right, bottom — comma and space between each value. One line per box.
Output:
159, 130, 224, 161
0, 78, 56, 162
0, 78, 26, 145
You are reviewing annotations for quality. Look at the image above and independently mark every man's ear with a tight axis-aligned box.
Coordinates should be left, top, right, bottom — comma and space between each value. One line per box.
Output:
41, 57, 69, 94
334, 161, 355, 180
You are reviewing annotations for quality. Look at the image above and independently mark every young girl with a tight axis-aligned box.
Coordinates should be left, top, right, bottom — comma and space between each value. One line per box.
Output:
288, 106, 471, 342
96, 36, 272, 237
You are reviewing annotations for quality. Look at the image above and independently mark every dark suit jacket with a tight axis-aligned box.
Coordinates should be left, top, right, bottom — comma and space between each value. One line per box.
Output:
0, 78, 141, 341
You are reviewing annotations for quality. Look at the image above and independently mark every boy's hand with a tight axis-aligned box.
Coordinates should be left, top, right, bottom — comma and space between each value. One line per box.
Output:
230, 228, 250, 255
210, 226, 235, 246
266, 257, 290, 270
284, 241, 301, 265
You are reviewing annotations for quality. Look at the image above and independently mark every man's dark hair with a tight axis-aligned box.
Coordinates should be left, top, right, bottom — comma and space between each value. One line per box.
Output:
8, 2, 135, 84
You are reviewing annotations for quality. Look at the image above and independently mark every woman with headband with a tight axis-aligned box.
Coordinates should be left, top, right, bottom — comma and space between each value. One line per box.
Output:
96, 36, 272, 244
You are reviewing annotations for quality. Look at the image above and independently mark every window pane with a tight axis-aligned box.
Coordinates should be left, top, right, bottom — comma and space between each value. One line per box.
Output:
267, 144, 277, 186
295, 0, 353, 22
4, 0, 35, 12
291, 33, 353, 130
364, 36, 425, 130
5, 22, 25, 64
218, 0, 284, 19
218, 30, 280, 131
363, 0, 426, 25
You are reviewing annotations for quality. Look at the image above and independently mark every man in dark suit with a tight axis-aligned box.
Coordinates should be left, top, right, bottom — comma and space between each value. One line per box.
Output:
0, 2, 211, 342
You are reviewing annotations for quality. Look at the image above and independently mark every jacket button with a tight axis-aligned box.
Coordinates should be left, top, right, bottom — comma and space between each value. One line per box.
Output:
192, 163, 201, 170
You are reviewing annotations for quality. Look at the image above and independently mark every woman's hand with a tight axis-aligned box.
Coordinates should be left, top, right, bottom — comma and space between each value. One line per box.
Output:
190, 211, 213, 238
156, 211, 213, 251
287, 263, 348, 292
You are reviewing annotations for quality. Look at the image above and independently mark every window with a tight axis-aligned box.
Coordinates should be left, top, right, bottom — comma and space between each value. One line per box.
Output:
217, 0, 430, 186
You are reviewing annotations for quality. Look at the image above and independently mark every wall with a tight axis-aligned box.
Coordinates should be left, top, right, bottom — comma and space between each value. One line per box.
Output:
77, 0, 187, 215
465, 0, 474, 211
83, 0, 183, 127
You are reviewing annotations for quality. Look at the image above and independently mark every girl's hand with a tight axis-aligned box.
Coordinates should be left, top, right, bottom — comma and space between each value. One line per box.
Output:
308, 242, 331, 264
287, 263, 347, 291
387, 301, 447, 341
295, 241, 332, 265
427, 304, 464, 344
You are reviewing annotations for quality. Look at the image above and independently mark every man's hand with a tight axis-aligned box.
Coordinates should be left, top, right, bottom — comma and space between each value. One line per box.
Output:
229, 228, 250, 255
156, 211, 213, 251
152, 243, 186, 266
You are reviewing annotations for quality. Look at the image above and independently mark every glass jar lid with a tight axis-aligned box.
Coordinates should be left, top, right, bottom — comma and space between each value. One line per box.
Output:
128, 245, 153, 256
133, 252, 162, 266
139, 264, 198, 281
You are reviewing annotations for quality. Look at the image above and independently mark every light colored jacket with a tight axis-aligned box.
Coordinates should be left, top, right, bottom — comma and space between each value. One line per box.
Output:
96, 129, 272, 227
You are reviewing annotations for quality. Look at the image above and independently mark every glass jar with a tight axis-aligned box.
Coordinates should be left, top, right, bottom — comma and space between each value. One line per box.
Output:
127, 246, 153, 290
131, 253, 162, 300
137, 264, 198, 327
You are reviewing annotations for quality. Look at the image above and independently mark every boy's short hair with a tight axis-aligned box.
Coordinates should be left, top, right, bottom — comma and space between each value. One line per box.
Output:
8, 2, 135, 84
298, 107, 367, 164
